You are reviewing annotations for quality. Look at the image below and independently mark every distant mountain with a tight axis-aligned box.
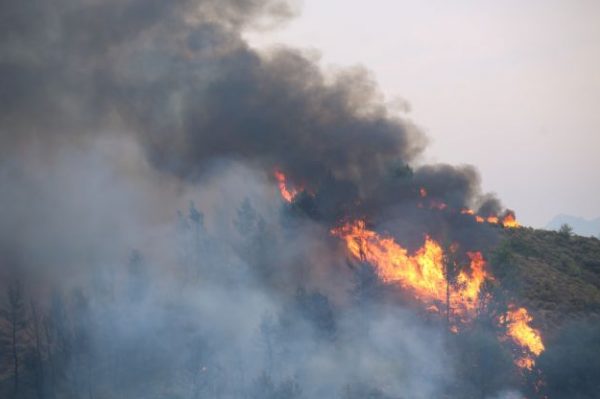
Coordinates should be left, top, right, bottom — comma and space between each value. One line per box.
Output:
546, 214, 600, 238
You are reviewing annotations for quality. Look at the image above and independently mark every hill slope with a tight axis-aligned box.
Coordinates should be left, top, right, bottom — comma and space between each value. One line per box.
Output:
491, 227, 600, 333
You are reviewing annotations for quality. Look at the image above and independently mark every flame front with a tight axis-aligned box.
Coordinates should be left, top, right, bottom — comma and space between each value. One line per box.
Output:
332, 220, 544, 372
274, 170, 299, 203
500, 307, 545, 370
282, 179, 538, 375
331, 220, 488, 322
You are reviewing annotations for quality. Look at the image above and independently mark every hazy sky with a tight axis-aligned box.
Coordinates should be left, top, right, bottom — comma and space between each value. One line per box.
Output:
246, 0, 600, 228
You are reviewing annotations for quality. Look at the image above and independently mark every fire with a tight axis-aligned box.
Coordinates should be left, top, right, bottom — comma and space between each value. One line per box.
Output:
274, 170, 300, 203
502, 213, 520, 228
419, 187, 427, 197
332, 219, 545, 378
461, 208, 520, 229
331, 220, 488, 322
500, 307, 545, 370
486, 216, 499, 224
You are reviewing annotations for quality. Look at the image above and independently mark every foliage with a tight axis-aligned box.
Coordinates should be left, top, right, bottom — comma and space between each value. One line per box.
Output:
558, 223, 573, 239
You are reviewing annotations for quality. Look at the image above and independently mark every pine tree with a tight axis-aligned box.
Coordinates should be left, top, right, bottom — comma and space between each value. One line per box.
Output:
0, 280, 28, 398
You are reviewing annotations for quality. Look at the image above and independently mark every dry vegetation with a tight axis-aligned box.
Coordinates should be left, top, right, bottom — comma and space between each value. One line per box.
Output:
490, 227, 600, 333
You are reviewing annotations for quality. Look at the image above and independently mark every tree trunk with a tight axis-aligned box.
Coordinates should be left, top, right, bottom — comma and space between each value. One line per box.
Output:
446, 272, 451, 328
31, 302, 45, 399
12, 312, 19, 397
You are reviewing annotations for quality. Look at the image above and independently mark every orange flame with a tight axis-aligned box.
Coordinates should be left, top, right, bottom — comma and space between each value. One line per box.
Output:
462, 208, 520, 229
274, 170, 300, 203
332, 219, 545, 378
331, 220, 488, 323
487, 216, 499, 224
500, 307, 545, 370
502, 213, 520, 228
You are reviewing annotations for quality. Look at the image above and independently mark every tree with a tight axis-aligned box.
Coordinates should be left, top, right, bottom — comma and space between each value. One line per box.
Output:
559, 223, 573, 238
70, 289, 93, 399
0, 280, 28, 398
273, 377, 302, 399
259, 313, 277, 375
127, 249, 148, 302
176, 201, 209, 283
537, 320, 600, 399
249, 372, 275, 399
249, 373, 302, 399
234, 198, 258, 238
234, 198, 273, 285
341, 382, 397, 399
42, 292, 72, 398
293, 288, 336, 340
443, 242, 461, 330
28, 301, 46, 399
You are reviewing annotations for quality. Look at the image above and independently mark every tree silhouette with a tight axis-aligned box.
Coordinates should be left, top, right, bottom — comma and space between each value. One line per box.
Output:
1, 279, 28, 398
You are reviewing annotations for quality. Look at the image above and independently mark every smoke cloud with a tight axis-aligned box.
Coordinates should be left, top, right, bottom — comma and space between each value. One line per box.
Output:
0, 1, 530, 398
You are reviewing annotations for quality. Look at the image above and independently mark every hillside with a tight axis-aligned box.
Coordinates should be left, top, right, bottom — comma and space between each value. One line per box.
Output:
491, 227, 600, 333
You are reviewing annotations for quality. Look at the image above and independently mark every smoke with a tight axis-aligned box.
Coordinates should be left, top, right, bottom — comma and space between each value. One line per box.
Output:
486, 391, 524, 399
0, 1, 528, 398
0, 0, 504, 222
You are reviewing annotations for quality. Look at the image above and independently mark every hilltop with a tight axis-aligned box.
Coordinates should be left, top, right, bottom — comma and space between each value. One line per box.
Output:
491, 227, 600, 333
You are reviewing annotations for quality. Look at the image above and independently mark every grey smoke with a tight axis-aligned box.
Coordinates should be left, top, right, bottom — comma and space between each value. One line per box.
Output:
0, 1, 526, 398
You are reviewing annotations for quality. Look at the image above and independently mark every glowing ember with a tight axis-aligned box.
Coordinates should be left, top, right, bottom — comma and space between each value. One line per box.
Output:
331, 220, 488, 323
419, 187, 428, 197
429, 199, 448, 210
486, 216, 499, 224
461, 208, 520, 229
499, 306, 545, 370
274, 170, 300, 203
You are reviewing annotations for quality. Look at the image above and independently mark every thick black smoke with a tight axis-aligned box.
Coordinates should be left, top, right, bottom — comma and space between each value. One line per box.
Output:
0, 1, 529, 398
0, 0, 505, 227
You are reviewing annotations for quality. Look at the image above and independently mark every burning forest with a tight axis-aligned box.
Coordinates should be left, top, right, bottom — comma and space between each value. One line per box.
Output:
1, 1, 599, 399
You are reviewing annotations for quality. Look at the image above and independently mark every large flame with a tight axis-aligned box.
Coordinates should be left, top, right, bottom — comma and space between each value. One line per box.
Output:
331, 220, 488, 323
500, 306, 545, 370
332, 220, 545, 371
274, 178, 541, 374
274, 170, 300, 203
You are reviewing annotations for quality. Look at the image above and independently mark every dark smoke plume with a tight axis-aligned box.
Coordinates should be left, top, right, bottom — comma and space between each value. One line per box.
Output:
0, 0, 503, 225
0, 1, 529, 398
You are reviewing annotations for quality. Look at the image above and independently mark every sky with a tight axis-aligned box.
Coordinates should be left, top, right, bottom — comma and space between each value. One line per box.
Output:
246, 0, 600, 228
